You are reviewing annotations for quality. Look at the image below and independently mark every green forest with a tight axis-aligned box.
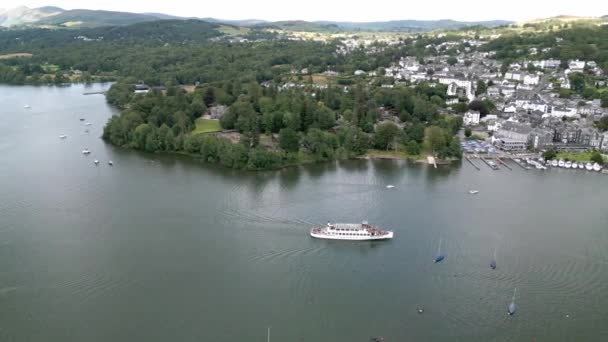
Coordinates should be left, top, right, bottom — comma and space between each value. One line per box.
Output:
0, 20, 481, 169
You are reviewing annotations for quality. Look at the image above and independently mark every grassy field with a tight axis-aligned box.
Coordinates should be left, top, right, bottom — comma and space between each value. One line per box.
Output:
192, 118, 222, 135
0, 53, 33, 59
218, 25, 250, 36
556, 151, 607, 162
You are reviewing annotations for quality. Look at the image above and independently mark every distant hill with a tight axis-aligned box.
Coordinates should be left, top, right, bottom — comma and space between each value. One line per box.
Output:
0, 5, 61, 27
516, 15, 606, 26
35, 9, 161, 27
0, 19, 224, 51
317, 19, 513, 32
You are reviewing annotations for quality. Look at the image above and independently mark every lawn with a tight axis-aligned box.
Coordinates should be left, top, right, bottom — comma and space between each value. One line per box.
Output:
192, 118, 222, 135
556, 151, 607, 162
0, 53, 33, 59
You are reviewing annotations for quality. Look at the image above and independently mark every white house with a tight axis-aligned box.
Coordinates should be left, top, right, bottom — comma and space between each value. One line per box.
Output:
463, 110, 481, 126
523, 74, 540, 85
437, 77, 474, 101
568, 60, 586, 72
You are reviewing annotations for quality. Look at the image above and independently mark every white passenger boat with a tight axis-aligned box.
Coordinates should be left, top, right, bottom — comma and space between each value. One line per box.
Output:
586, 162, 593, 171
311, 222, 393, 241
565, 161, 572, 169
386, 185, 395, 189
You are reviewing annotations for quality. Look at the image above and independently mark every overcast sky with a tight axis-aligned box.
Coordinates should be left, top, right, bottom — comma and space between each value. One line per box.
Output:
3, 0, 607, 22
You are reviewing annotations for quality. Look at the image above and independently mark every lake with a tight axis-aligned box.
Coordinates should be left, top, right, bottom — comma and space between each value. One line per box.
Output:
1, 84, 607, 342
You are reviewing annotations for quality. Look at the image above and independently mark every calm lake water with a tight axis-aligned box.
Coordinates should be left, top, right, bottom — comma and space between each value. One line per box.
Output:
1, 84, 608, 342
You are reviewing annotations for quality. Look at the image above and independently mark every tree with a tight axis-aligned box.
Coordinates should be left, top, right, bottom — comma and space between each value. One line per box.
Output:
203, 87, 215, 107
596, 115, 608, 131
405, 140, 420, 155
279, 128, 300, 152
468, 99, 489, 115
374, 122, 400, 150
475, 80, 487, 96
568, 72, 586, 94
601, 93, 608, 108
591, 150, 604, 165
452, 102, 468, 113
405, 123, 425, 143
464, 127, 472, 137
424, 126, 446, 155
542, 147, 557, 160
447, 57, 458, 66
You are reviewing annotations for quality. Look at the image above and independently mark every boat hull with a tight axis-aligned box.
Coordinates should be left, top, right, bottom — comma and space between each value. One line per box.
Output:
310, 231, 393, 241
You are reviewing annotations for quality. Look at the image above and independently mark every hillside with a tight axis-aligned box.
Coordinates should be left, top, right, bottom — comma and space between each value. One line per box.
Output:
35, 9, 161, 27
318, 19, 512, 32
0, 5, 61, 27
0, 20, 224, 51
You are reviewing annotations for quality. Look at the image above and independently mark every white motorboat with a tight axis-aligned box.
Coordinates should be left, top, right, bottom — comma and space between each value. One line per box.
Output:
94, 159, 99, 165
59, 134, 67, 139
565, 161, 572, 169
593, 163, 602, 172
468, 190, 479, 195
586, 162, 593, 171
558, 159, 565, 167
571, 162, 578, 169
311, 222, 393, 241
82, 149, 91, 154
108, 160, 114, 166
551, 160, 558, 167
24, 105, 30, 109
85, 122, 92, 126
386, 185, 395, 189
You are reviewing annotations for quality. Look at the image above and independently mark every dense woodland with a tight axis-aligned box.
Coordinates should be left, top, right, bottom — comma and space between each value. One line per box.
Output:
481, 26, 608, 70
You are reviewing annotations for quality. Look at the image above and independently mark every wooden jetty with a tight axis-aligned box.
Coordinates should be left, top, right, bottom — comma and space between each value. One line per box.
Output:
480, 157, 499, 170
465, 156, 480, 171
496, 158, 512, 170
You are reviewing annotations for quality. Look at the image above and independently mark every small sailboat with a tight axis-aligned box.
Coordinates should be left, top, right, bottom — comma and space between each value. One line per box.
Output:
417, 306, 424, 314
507, 288, 517, 316
386, 185, 395, 189
571, 162, 578, 169
59, 134, 67, 139
578, 162, 584, 169
468, 190, 479, 195
565, 161, 572, 169
433, 238, 445, 263
490, 247, 497, 270
558, 159, 565, 167
108, 160, 114, 166
94, 159, 99, 165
